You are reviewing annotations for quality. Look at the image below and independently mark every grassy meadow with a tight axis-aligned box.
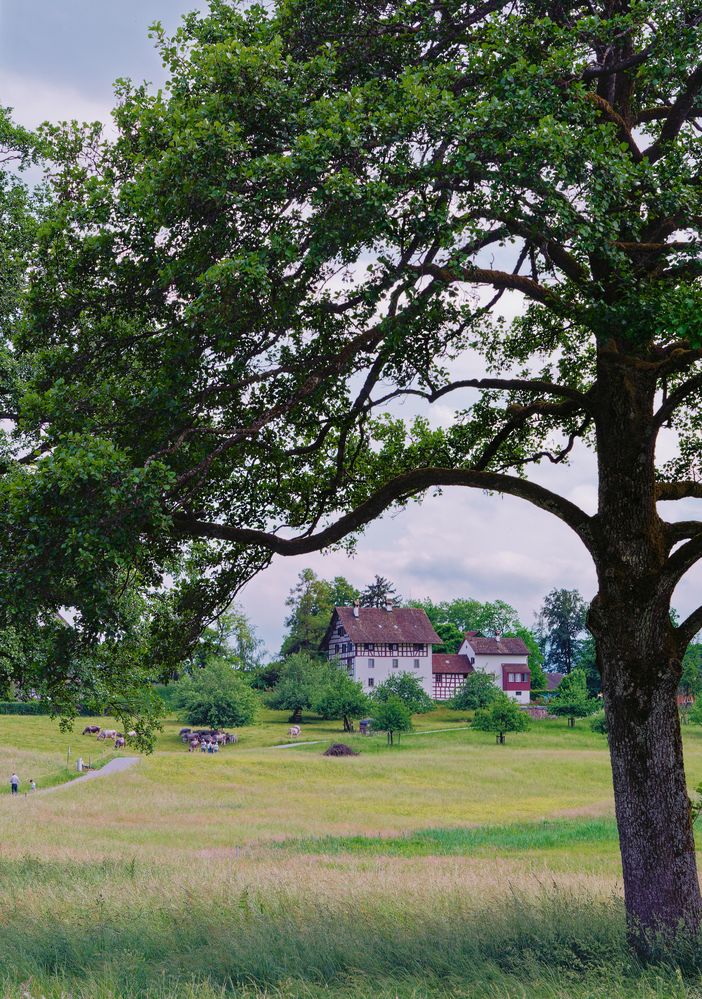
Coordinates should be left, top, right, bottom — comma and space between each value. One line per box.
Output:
3, 708, 702, 996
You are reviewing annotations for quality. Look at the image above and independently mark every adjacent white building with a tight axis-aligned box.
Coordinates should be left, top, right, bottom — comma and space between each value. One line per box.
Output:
321, 607, 531, 703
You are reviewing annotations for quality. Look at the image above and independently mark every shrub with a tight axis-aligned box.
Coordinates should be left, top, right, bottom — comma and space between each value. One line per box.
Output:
371, 695, 412, 745
449, 671, 500, 710
590, 711, 608, 735
472, 693, 530, 743
373, 672, 433, 714
173, 658, 259, 728
0, 701, 51, 715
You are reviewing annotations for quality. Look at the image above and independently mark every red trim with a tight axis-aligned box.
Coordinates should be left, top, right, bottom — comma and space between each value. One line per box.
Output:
501, 664, 530, 690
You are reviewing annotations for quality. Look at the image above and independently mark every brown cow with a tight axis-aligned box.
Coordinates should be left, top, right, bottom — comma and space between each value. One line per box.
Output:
82, 726, 100, 735
114, 736, 126, 749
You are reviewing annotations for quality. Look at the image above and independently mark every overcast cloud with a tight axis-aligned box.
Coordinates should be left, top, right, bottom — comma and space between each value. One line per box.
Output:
3, 1, 701, 654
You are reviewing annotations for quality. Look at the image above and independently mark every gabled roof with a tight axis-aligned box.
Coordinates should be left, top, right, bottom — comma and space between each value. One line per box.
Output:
463, 634, 530, 656
432, 654, 474, 675
323, 607, 441, 647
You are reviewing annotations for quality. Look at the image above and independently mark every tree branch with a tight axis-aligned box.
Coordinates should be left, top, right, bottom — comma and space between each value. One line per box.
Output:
657, 482, 702, 501
653, 371, 702, 429
408, 262, 559, 307
677, 605, 702, 647
646, 63, 702, 162
172, 466, 593, 556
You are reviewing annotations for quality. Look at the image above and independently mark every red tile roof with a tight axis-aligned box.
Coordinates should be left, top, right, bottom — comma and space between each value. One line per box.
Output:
328, 607, 442, 646
432, 654, 474, 675
463, 634, 530, 656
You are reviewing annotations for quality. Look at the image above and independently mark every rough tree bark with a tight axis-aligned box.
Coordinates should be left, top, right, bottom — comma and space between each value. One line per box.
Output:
589, 350, 702, 948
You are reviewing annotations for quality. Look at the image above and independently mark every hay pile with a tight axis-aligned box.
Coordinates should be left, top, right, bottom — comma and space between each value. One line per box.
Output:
323, 743, 359, 757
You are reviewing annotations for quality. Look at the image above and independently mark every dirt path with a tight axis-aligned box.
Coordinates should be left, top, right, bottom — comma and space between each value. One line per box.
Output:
38, 756, 140, 794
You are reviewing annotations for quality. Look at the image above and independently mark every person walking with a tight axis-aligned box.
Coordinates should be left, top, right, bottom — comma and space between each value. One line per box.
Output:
29, 779, 36, 792
9, 773, 19, 795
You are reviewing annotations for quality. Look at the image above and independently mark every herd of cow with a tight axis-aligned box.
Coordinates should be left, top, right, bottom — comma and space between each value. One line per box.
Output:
81, 725, 136, 748
180, 727, 239, 752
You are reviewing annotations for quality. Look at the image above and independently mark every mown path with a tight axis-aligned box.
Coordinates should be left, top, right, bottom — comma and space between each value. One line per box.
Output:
39, 755, 139, 794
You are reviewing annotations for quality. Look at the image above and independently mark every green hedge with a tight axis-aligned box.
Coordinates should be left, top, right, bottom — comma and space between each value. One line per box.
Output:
0, 701, 52, 715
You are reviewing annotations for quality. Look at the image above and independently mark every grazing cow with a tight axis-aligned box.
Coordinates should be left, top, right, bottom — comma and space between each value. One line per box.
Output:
82, 725, 100, 735
101, 729, 117, 740
288, 726, 301, 738
225, 733, 238, 745
179, 728, 191, 736
97, 731, 107, 740
188, 739, 200, 752
114, 736, 126, 749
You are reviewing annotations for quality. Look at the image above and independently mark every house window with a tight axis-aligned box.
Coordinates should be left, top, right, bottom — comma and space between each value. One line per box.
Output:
367, 677, 374, 688
392, 659, 399, 669
414, 644, 423, 652
368, 659, 375, 669
390, 644, 398, 652
365, 643, 375, 652
508, 673, 515, 683
337, 626, 344, 636
413, 659, 420, 669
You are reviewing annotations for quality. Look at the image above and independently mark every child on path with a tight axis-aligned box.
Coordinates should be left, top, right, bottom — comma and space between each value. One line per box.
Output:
10, 773, 19, 795
29, 779, 36, 791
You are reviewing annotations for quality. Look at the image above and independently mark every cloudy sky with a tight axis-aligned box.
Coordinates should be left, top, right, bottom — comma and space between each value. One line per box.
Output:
3, 1, 701, 654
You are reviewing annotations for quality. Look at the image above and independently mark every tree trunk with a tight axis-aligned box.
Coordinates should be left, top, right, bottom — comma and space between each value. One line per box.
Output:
343, 715, 351, 732
289, 706, 302, 724
591, 353, 702, 950
602, 648, 700, 951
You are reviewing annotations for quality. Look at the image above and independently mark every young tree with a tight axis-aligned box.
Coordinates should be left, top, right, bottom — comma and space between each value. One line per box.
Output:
449, 671, 500, 711
266, 653, 333, 723
549, 669, 599, 728
314, 670, 370, 732
371, 695, 412, 745
472, 694, 530, 744
373, 672, 434, 714
173, 658, 259, 729
359, 575, 400, 608
10, 0, 702, 945
573, 636, 602, 696
535, 589, 588, 675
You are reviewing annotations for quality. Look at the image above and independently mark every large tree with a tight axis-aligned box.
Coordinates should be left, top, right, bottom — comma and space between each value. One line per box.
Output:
6, 0, 702, 947
536, 588, 589, 674
281, 569, 359, 656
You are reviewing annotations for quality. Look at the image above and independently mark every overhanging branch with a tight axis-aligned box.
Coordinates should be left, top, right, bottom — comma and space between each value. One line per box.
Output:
172, 466, 593, 556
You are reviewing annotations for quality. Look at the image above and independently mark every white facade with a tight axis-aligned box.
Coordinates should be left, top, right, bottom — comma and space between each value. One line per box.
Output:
324, 613, 434, 698
458, 637, 530, 703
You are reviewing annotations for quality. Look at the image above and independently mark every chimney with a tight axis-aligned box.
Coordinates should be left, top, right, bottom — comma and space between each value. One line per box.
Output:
353, 600, 360, 618
385, 598, 393, 613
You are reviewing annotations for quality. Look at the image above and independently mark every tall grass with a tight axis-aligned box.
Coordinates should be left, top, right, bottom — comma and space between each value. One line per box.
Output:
1, 875, 701, 998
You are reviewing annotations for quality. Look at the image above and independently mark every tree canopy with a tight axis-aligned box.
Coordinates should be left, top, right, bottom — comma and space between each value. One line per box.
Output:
536, 589, 588, 674
372, 671, 434, 714
4, 0, 702, 943
549, 668, 599, 726
472, 693, 530, 743
371, 695, 412, 745
281, 569, 359, 657
173, 657, 259, 729
449, 670, 500, 710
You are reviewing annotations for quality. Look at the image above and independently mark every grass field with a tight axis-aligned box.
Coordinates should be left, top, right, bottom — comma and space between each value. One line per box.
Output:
3, 708, 702, 997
